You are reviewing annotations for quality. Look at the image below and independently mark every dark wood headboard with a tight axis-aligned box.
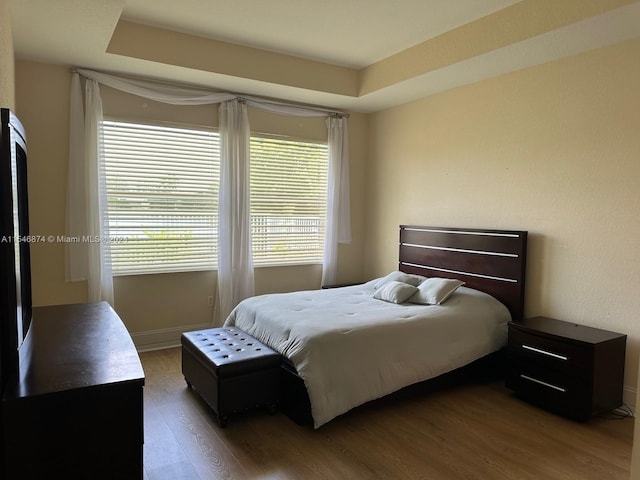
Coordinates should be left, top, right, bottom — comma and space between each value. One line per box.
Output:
398, 226, 527, 320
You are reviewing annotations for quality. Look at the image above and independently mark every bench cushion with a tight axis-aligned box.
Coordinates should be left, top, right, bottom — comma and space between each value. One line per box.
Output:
182, 327, 281, 377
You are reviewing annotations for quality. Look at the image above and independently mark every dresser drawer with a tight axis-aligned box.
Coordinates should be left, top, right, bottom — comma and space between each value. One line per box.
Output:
507, 362, 592, 419
508, 328, 592, 379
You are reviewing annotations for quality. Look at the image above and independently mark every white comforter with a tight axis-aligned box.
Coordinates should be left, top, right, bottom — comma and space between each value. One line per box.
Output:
223, 281, 510, 428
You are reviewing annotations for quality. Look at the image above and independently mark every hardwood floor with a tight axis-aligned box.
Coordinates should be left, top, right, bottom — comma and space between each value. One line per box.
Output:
140, 347, 633, 480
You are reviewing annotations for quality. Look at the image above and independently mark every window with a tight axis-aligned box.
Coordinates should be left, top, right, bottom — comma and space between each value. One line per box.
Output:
102, 121, 219, 275
250, 135, 328, 266
102, 120, 328, 275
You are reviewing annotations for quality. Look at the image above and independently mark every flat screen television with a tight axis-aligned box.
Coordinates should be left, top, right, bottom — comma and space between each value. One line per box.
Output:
0, 108, 32, 396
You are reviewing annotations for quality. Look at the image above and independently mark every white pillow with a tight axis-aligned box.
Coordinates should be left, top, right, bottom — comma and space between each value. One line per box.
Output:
373, 270, 425, 289
409, 278, 465, 305
373, 281, 418, 304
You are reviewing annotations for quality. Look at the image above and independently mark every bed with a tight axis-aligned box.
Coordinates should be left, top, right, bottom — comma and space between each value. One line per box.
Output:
224, 225, 528, 428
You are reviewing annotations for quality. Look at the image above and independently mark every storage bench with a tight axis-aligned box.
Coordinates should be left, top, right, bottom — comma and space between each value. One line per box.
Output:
181, 327, 281, 426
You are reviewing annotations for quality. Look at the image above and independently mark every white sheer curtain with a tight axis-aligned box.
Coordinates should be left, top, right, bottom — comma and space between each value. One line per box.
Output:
216, 99, 254, 323
67, 68, 351, 319
75, 68, 235, 106
322, 116, 351, 286
66, 72, 87, 282
68, 74, 114, 304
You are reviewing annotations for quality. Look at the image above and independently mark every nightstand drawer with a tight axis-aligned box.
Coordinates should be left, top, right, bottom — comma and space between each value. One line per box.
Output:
508, 329, 592, 377
507, 363, 591, 419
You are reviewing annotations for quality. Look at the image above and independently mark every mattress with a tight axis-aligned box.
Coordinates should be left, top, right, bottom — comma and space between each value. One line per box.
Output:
223, 279, 510, 427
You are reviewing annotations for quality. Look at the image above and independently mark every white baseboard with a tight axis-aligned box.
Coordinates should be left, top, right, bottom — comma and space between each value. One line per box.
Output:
132, 323, 214, 352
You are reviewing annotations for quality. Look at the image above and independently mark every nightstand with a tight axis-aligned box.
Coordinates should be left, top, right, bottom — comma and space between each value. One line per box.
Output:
506, 316, 626, 420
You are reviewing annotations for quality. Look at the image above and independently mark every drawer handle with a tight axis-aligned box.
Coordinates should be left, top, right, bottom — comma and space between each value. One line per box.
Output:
520, 374, 566, 393
522, 344, 568, 361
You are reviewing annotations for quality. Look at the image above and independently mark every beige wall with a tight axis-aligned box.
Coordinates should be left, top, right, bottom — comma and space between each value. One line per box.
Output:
15, 62, 367, 349
15, 62, 88, 305
0, 0, 15, 109
367, 38, 640, 398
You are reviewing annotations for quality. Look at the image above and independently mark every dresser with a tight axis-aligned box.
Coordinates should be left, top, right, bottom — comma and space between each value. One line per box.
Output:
506, 316, 626, 420
1, 302, 145, 479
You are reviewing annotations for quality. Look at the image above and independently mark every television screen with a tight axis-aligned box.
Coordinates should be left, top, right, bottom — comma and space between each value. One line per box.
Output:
14, 137, 32, 345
